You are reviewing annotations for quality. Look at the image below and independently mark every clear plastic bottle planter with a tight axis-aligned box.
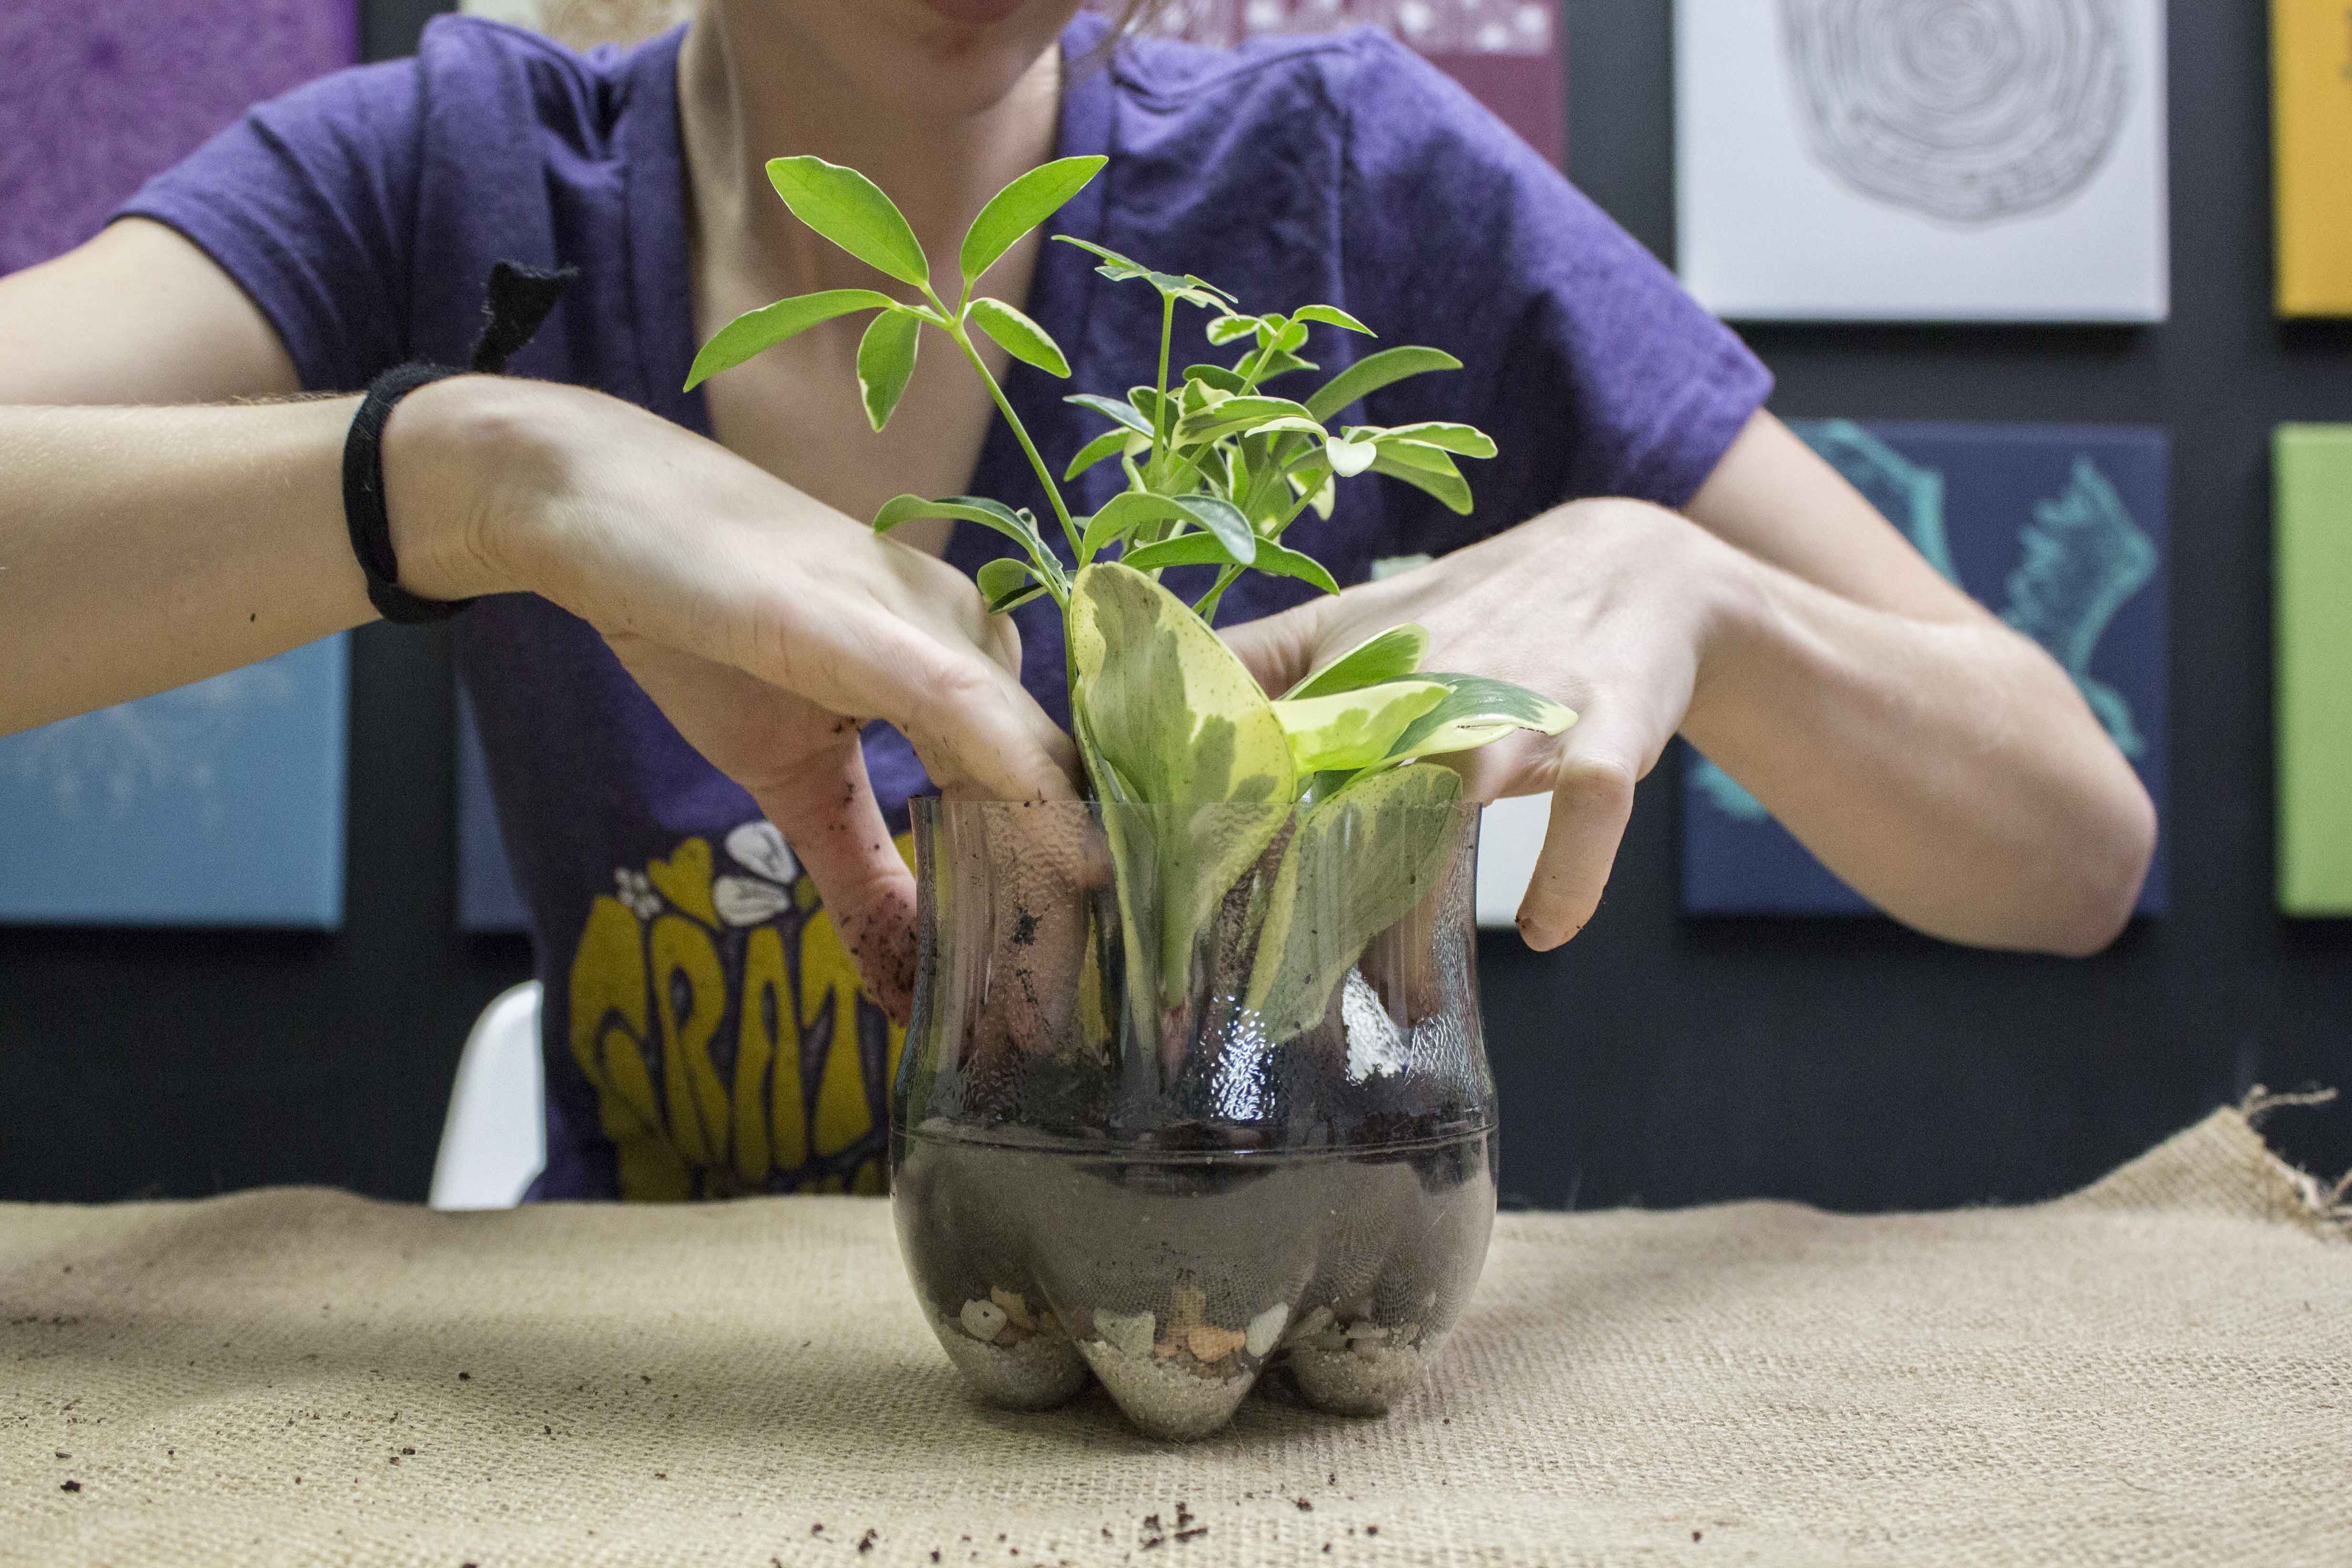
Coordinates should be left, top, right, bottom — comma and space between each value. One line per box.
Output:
890, 797, 1497, 1440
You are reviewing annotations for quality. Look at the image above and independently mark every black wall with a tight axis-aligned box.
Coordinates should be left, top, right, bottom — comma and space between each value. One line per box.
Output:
1, 1, 2343, 1208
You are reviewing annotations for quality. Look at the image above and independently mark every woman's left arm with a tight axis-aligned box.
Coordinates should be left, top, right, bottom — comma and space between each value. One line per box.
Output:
1223, 410, 2156, 957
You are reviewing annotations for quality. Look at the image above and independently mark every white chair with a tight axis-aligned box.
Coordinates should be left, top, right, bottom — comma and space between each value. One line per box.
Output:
429, 980, 547, 1210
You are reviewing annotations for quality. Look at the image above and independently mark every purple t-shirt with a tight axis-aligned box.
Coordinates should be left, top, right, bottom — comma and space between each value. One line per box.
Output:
122, 12, 1769, 1202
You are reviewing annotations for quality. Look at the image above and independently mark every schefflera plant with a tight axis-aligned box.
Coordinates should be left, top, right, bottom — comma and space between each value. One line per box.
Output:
688, 154, 1573, 1049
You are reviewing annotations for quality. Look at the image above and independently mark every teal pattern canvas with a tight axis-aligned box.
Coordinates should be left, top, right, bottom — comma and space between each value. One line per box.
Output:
0, 636, 348, 928
1682, 420, 2169, 917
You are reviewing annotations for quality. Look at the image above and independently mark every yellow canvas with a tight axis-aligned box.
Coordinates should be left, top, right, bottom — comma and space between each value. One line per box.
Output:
2274, 0, 2352, 315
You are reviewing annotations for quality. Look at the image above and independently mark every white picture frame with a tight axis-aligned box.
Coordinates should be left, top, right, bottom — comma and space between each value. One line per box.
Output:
1674, 0, 2168, 323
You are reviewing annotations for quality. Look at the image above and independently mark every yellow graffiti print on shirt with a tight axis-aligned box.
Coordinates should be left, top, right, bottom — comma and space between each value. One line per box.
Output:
567, 818, 910, 1200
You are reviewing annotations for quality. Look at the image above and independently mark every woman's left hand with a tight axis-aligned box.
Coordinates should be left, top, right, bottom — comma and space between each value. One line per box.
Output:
1221, 499, 1743, 950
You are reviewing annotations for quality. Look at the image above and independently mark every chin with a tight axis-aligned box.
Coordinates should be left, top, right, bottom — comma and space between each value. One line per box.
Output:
916, 0, 1036, 21
769, 0, 1084, 118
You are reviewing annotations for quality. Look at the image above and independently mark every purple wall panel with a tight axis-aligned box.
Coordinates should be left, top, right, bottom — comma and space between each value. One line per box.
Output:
0, 1, 358, 274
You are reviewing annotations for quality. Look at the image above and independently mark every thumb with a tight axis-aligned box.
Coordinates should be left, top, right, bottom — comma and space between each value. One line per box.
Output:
1515, 701, 1653, 951
747, 737, 918, 1024
1218, 592, 1335, 697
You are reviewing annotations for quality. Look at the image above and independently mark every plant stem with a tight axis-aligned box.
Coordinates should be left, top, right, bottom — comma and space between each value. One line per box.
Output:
1193, 564, 1243, 623
1153, 292, 1176, 470
935, 301, 1083, 558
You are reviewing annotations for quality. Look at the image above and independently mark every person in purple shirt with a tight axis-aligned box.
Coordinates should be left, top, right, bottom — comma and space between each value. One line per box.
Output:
0, 1, 2153, 1200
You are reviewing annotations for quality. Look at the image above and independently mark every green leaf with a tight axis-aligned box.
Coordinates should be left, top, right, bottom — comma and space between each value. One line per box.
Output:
873, 494, 1058, 576
965, 297, 1070, 378
683, 289, 898, 391
1182, 362, 1249, 394
958, 155, 1106, 287
1299, 469, 1337, 520
1370, 449, 1473, 514
1065, 392, 1152, 437
1282, 624, 1431, 700
1079, 489, 1191, 559
1366, 420, 1496, 458
1207, 314, 1258, 346
975, 556, 1045, 615
1053, 234, 1145, 270
1387, 672, 1577, 760
1325, 434, 1377, 477
1243, 762, 1466, 1040
1370, 439, 1461, 478
1118, 533, 1240, 572
1128, 385, 1176, 436
1173, 394, 1316, 447
855, 308, 920, 431
1069, 562, 1296, 1001
1304, 345, 1463, 423
1063, 427, 1133, 482
1291, 303, 1376, 336
1252, 349, 1320, 381
1052, 236, 1235, 308
1170, 494, 1256, 565
1250, 540, 1342, 595
1257, 316, 1310, 355
765, 156, 929, 288
1242, 415, 1328, 440
1107, 496, 1257, 569
1274, 680, 1449, 774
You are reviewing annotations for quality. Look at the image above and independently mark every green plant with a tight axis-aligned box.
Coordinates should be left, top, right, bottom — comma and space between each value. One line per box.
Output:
689, 155, 1574, 1039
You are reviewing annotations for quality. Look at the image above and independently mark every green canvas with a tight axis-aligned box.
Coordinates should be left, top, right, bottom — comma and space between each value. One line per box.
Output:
2275, 425, 2352, 914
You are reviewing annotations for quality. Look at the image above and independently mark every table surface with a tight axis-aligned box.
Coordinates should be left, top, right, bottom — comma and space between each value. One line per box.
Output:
3, 1106, 2346, 1568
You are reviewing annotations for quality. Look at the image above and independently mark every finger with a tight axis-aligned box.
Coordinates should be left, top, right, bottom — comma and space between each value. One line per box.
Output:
1218, 593, 1334, 697
768, 612, 1078, 804
1516, 706, 1651, 951
891, 639, 1080, 800
746, 736, 919, 1023
974, 802, 1111, 1063
981, 601, 1024, 681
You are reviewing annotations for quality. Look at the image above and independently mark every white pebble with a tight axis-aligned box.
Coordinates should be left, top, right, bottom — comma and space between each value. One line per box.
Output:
959, 1298, 1009, 1342
1093, 1308, 1155, 1362
1283, 1304, 1334, 1347
1080, 1338, 1253, 1441
1244, 1302, 1290, 1359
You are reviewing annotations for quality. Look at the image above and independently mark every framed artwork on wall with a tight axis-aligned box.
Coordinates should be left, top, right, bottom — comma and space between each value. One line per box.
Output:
0, 637, 349, 928
1683, 421, 2170, 918
2270, 0, 2352, 316
2274, 425, 2352, 915
1674, 0, 2168, 322
1130, 0, 1564, 165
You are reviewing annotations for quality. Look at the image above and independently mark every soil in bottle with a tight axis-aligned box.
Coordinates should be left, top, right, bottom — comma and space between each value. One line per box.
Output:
891, 1122, 1496, 1438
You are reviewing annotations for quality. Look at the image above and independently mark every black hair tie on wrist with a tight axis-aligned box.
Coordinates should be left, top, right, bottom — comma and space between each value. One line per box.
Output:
341, 260, 577, 624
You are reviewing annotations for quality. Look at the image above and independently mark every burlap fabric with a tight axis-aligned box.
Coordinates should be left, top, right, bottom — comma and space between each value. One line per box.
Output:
5, 1105, 2345, 1567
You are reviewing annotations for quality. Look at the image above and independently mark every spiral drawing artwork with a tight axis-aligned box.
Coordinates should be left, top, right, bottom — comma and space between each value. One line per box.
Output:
1776, 0, 2130, 225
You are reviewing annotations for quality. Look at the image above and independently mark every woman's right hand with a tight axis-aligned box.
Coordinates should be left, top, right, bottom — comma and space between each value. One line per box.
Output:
385, 374, 1078, 1019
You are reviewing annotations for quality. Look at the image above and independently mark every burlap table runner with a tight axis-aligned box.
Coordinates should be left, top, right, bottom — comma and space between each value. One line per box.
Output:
5, 1104, 2345, 1568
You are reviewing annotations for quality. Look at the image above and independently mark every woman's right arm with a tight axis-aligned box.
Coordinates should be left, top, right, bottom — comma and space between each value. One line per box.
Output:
0, 219, 363, 727
0, 219, 1073, 1013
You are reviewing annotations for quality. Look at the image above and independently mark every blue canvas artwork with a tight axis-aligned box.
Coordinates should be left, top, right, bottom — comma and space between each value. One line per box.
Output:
456, 688, 530, 935
0, 636, 348, 927
1682, 420, 2169, 917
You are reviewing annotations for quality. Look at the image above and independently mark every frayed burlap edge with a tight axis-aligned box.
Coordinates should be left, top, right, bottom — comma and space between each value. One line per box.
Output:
2059, 1087, 2351, 1241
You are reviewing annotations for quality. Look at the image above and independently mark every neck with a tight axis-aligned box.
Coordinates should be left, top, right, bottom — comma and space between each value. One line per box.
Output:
679, 2, 1067, 301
